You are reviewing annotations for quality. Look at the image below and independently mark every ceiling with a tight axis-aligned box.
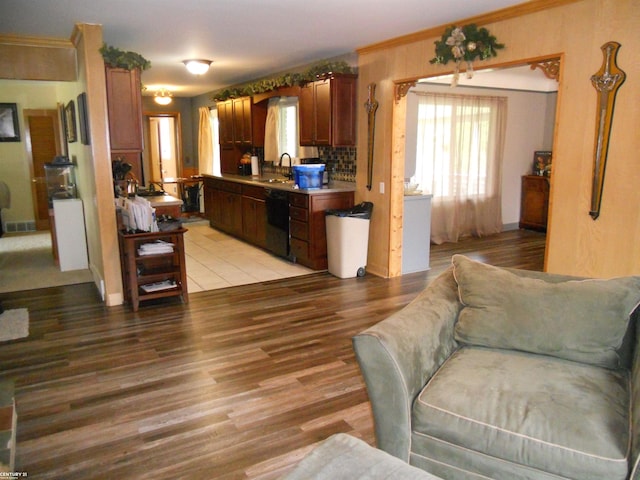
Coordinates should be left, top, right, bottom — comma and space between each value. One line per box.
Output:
1, 0, 531, 98
422, 65, 559, 92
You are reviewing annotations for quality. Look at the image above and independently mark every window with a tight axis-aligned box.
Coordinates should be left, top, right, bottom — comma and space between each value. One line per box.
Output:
413, 91, 507, 243
265, 96, 299, 162
277, 97, 298, 158
415, 94, 504, 200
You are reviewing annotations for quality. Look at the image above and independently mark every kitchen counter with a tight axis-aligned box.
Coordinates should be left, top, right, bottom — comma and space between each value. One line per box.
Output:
144, 194, 183, 207
202, 173, 355, 195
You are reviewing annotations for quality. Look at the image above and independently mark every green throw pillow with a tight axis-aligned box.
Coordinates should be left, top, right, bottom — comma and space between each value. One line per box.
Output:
452, 255, 640, 369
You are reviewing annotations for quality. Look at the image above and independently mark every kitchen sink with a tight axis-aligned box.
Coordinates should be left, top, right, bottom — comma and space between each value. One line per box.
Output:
258, 178, 294, 184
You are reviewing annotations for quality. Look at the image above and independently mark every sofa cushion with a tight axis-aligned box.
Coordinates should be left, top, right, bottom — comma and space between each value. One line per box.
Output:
452, 254, 640, 368
413, 347, 631, 480
280, 433, 443, 479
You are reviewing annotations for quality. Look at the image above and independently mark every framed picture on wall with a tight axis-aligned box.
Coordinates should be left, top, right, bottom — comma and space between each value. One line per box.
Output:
533, 151, 552, 176
0, 103, 20, 142
77, 93, 90, 145
64, 100, 77, 143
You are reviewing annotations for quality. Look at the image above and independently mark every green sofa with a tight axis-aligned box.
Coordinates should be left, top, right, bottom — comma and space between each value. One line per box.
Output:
353, 255, 640, 479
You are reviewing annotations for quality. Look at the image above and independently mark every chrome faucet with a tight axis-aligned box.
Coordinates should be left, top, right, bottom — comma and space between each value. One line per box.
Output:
279, 153, 292, 179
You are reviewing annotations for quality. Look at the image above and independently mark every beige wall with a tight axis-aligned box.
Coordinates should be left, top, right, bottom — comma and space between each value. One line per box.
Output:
0, 26, 123, 305
356, 0, 640, 278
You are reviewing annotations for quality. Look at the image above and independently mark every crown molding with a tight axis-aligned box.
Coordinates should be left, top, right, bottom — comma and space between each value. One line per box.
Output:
357, 0, 583, 55
0, 33, 74, 49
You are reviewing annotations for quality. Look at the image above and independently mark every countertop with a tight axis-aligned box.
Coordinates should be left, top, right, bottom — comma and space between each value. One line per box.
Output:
202, 173, 356, 195
145, 194, 183, 206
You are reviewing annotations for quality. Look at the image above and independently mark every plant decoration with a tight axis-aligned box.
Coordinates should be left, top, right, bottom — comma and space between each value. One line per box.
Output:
430, 24, 504, 86
100, 43, 151, 71
211, 60, 354, 102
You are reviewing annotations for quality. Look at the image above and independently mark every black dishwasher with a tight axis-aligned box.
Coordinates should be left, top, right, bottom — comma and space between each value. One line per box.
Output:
265, 188, 290, 259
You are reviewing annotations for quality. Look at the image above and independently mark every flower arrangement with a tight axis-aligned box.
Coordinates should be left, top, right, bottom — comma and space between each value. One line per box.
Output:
429, 24, 504, 86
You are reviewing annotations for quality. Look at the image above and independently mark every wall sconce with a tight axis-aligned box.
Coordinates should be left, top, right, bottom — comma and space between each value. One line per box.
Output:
183, 59, 212, 75
154, 89, 173, 105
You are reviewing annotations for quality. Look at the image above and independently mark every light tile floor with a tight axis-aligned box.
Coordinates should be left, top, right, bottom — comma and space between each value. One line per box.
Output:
183, 221, 315, 293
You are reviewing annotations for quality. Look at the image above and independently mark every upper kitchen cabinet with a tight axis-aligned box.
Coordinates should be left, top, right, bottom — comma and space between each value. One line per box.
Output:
216, 96, 266, 148
105, 66, 144, 181
299, 73, 357, 147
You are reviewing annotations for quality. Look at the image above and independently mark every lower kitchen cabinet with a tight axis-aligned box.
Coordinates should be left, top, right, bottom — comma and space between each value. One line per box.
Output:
241, 185, 267, 248
204, 176, 354, 270
203, 177, 242, 235
289, 191, 354, 270
118, 229, 189, 311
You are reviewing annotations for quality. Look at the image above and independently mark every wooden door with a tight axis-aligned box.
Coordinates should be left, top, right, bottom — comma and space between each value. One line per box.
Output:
24, 109, 63, 230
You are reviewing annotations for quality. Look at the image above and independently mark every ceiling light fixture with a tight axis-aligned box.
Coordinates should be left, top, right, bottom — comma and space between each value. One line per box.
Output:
183, 59, 212, 75
154, 89, 173, 105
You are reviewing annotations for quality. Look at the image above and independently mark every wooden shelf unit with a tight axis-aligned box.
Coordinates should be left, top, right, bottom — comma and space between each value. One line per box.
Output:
118, 229, 188, 311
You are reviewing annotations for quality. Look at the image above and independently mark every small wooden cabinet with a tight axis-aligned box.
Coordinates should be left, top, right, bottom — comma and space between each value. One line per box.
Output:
118, 229, 189, 311
299, 73, 357, 147
289, 190, 354, 270
105, 66, 144, 182
519, 175, 550, 232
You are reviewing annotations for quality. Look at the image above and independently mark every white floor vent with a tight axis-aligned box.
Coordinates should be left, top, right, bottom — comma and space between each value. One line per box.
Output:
4, 221, 37, 233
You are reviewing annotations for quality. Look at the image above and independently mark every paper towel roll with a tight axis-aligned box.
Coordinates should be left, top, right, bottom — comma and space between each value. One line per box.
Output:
251, 156, 259, 176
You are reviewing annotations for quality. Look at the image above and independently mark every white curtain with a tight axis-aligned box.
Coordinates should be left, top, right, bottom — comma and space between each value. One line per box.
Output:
198, 106, 214, 174
264, 97, 280, 164
412, 92, 507, 244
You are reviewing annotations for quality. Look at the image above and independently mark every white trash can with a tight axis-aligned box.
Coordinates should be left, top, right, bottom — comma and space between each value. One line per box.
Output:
325, 202, 373, 279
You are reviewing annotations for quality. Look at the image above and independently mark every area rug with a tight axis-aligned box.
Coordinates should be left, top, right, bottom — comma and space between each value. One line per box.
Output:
0, 308, 29, 342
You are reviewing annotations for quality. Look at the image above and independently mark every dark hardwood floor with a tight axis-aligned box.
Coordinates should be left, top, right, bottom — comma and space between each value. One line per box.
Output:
0, 229, 545, 479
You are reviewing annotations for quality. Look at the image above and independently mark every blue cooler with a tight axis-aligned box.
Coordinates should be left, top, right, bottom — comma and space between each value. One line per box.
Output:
292, 164, 325, 189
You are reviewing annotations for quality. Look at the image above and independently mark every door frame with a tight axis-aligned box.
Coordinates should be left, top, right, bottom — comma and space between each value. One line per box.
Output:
23, 107, 65, 230
142, 111, 183, 187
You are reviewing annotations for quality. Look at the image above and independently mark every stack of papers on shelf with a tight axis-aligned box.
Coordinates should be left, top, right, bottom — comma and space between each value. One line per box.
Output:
140, 280, 177, 293
117, 196, 158, 232
138, 240, 174, 256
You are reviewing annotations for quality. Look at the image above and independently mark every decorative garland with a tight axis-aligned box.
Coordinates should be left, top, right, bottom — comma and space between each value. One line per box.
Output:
429, 24, 504, 86
100, 43, 151, 71
211, 60, 354, 102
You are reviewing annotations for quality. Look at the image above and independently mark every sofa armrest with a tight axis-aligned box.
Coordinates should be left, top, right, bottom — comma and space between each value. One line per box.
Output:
352, 268, 461, 462
630, 308, 640, 480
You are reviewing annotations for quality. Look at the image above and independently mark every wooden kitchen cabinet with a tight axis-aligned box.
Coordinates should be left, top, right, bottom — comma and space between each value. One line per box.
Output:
204, 175, 355, 270
216, 96, 267, 174
217, 100, 234, 147
118, 229, 188, 311
519, 175, 550, 232
203, 177, 242, 235
216, 96, 266, 147
105, 66, 144, 182
299, 73, 357, 147
241, 185, 267, 249
289, 190, 354, 269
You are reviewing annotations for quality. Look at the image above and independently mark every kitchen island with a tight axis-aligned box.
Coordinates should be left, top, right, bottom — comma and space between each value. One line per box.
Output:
202, 174, 355, 270
143, 194, 184, 218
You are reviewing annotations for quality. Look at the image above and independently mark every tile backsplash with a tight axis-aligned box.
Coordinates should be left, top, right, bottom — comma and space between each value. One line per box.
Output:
258, 146, 356, 182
